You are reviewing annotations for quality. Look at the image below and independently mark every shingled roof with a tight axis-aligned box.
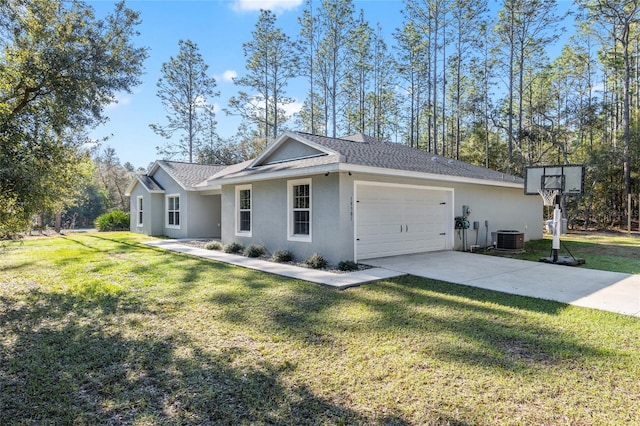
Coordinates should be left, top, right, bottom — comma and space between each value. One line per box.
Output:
137, 175, 164, 192
207, 132, 521, 186
295, 132, 522, 184
155, 161, 228, 189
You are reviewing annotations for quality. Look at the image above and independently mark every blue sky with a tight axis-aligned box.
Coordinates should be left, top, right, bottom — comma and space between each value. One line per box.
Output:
88, 0, 407, 168
88, 0, 574, 169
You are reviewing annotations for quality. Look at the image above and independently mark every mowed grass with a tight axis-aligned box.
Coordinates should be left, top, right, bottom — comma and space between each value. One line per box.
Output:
506, 231, 640, 274
1, 233, 639, 425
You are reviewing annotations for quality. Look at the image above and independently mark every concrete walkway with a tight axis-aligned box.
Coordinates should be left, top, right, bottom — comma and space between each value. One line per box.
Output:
143, 240, 403, 288
365, 251, 640, 318
144, 240, 639, 317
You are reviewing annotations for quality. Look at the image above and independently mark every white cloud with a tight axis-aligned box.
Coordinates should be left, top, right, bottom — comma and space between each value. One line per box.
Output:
232, 0, 302, 13
222, 70, 237, 82
106, 93, 133, 110
282, 100, 303, 118
194, 95, 208, 108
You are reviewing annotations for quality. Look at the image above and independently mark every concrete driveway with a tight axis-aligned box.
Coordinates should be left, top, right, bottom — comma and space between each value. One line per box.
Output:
364, 251, 640, 317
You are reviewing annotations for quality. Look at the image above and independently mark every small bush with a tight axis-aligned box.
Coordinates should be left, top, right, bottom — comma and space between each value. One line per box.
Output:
245, 244, 267, 258
204, 241, 223, 250
95, 210, 130, 232
223, 242, 244, 254
338, 260, 359, 272
271, 250, 294, 263
304, 253, 328, 269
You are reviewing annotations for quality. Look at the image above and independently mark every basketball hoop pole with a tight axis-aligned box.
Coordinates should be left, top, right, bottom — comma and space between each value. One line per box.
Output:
552, 202, 561, 262
525, 164, 585, 266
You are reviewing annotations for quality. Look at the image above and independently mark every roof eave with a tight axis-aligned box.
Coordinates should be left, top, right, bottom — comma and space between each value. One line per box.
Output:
124, 175, 167, 197
198, 163, 342, 187
340, 164, 524, 189
193, 162, 522, 190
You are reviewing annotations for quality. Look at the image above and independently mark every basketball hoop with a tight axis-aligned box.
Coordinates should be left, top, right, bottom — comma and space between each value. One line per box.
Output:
538, 189, 559, 206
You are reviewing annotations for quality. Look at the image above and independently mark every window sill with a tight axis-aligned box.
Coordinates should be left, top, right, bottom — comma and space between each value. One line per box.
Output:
288, 235, 312, 243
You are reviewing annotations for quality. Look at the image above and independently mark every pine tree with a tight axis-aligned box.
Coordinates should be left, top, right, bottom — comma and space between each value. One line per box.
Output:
227, 9, 297, 146
150, 39, 219, 163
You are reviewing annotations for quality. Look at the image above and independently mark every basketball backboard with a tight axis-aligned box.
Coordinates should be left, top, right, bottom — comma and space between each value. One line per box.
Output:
524, 165, 584, 195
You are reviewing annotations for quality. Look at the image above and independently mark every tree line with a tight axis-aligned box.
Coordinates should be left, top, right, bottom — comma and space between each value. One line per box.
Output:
155, 0, 639, 230
2, 0, 639, 236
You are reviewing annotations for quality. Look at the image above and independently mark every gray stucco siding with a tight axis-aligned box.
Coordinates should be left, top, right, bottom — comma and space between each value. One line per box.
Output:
151, 168, 188, 238
341, 172, 542, 252
261, 138, 324, 164
222, 170, 541, 264
128, 185, 165, 236
185, 193, 221, 238
129, 184, 148, 235
452, 183, 542, 248
221, 174, 354, 265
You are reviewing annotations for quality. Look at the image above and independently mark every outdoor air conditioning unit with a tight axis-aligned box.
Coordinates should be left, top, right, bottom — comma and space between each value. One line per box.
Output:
496, 230, 524, 251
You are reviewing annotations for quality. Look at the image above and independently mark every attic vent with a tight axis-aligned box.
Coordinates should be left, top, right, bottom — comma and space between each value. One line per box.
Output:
448, 159, 454, 164
431, 156, 438, 162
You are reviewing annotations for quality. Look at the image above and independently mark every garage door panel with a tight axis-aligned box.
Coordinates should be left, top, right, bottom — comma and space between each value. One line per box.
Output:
356, 184, 450, 260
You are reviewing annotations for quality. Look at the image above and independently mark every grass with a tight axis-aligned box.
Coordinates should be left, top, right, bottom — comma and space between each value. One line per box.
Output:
1, 232, 639, 425
495, 231, 640, 274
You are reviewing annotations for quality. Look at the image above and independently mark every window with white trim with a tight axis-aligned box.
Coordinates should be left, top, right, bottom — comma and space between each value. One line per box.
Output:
167, 194, 180, 227
136, 196, 144, 227
235, 185, 252, 236
288, 179, 311, 242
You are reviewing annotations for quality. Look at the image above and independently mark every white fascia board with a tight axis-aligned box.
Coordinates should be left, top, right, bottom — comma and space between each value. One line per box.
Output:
124, 175, 165, 197
124, 178, 138, 197
205, 163, 341, 186
249, 131, 343, 167
338, 164, 524, 189
194, 162, 523, 190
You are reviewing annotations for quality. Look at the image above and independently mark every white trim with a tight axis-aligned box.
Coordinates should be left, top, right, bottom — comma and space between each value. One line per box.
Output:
353, 181, 454, 261
124, 174, 166, 197
136, 196, 144, 227
166, 193, 181, 229
154, 162, 189, 191
287, 178, 312, 242
250, 131, 342, 168
202, 162, 523, 190
196, 163, 339, 188
235, 184, 252, 237
264, 153, 327, 165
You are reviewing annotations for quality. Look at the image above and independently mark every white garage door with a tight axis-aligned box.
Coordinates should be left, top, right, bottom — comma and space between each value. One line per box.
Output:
355, 184, 449, 260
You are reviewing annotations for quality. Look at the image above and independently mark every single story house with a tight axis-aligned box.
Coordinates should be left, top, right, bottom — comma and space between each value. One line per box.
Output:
126, 131, 542, 264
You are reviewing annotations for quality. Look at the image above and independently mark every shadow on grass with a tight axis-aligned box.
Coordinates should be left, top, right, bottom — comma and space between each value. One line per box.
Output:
0, 289, 395, 425
208, 272, 609, 375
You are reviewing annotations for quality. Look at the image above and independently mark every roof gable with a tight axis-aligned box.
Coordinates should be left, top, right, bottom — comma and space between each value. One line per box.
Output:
258, 138, 326, 165
151, 160, 228, 189
250, 131, 341, 168
124, 174, 165, 197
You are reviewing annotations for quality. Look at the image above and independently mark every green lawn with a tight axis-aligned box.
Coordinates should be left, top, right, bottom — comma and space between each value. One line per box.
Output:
1, 233, 638, 425
497, 231, 640, 274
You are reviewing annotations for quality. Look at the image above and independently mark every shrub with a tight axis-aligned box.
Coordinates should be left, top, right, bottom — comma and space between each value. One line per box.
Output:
223, 242, 244, 254
271, 250, 294, 263
95, 210, 130, 231
245, 244, 267, 258
338, 260, 359, 272
304, 253, 328, 269
204, 241, 222, 250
